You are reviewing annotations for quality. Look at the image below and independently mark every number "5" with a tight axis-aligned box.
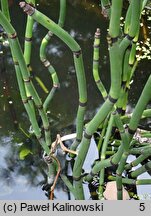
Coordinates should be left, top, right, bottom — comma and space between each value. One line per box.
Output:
139, 203, 145, 211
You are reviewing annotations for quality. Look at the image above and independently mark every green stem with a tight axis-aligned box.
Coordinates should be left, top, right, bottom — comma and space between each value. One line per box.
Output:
130, 161, 151, 178
58, 0, 66, 28
129, 0, 141, 38
24, 0, 35, 67
125, 154, 151, 170
84, 145, 124, 182
0, 0, 10, 21
121, 109, 151, 125
109, 0, 123, 38
108, 176, 151, 185
116, 152, 129, 200
60, 174, 78, 199
114, 112, 129, 151
124, 3, 132, 34
98, 113, 114, 199
128, 75, 151, 137
97, 116, 109, 152
130, 147, 151, 155
24, 0, 36, 118
93, 28, 107, 99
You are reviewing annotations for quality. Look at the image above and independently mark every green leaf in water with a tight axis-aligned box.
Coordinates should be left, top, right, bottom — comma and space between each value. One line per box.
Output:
19, 147, 33, 160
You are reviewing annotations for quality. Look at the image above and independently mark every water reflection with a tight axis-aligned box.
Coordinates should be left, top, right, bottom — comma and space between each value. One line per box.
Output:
0, 0, 151, 199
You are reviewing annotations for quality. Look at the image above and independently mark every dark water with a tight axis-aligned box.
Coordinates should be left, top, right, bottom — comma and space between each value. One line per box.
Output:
0, 0, 151, 200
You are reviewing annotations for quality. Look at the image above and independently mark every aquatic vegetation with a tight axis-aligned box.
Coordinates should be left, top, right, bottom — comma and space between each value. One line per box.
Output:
0, 0, 151, 200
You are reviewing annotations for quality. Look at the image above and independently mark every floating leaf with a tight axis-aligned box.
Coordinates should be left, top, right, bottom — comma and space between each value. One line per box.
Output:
19, 147, 33, 160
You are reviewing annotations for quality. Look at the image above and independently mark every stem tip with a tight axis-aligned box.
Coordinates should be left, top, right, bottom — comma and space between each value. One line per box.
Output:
19, 2, 26, 8
19, 2, 35, 16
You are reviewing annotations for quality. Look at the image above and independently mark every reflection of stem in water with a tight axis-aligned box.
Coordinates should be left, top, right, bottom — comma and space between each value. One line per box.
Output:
0, 48, 18, 129
19, 124, 30, 138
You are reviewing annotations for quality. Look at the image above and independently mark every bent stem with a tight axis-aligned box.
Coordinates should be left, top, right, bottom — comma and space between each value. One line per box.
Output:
93, 28, 107, 100
19, 2, 87, 157
40, 0, 67, 112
